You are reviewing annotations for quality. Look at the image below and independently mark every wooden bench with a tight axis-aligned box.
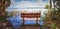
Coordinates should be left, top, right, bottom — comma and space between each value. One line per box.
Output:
21, 13, 41, 25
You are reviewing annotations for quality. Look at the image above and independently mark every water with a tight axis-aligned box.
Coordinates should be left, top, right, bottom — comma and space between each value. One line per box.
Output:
7, 14, 44, 28
25, 20, 36, 25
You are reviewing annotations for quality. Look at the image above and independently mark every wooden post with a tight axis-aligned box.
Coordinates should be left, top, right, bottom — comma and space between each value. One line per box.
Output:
23, 15, 25, 25
36, 17, 38, 25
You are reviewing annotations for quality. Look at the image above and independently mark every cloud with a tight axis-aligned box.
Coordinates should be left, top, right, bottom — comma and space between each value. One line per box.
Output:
6, 0, 49, 12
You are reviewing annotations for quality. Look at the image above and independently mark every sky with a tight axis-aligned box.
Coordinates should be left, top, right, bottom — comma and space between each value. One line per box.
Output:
6, 0, 50, 11
6, 0, 50, 18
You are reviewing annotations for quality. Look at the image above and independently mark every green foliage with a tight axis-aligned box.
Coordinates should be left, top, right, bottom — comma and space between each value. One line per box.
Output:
51, 23, 57, 28
45, 4, 50, 9
5, 0, 11, 8
0, 17, 6, 22
0, 0, 11, 22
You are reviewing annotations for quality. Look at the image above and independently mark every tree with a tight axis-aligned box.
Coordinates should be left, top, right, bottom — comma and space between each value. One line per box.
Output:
5, 0, 11, 8
45, 4, 50, 9
44, 0, 60, 29
52, 0, 60, 29
43, 0, 57, 29
0, 0, 11, 22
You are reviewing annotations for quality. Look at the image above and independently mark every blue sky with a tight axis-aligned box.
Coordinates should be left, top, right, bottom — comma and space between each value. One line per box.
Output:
6, 0, 49, 11
15, 0, 36, 1
6, 0, 49, 17
14, 0, 49, 2
6, 0, 50, 17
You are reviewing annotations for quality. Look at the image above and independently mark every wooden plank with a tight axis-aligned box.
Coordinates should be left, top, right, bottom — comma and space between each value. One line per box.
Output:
21, 16, 40, 18
21, 13, 40, 15
21, 13, 41, 18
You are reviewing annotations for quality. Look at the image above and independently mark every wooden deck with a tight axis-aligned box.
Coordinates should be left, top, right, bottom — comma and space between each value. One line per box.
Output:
6, 26, 41, 29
